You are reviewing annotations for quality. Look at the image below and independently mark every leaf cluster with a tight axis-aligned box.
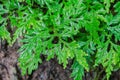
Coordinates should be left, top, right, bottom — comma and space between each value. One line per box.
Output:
0, 0, 120, 80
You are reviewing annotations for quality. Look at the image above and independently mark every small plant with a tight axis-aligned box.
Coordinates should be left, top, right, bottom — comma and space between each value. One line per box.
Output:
0, 0, 120, 80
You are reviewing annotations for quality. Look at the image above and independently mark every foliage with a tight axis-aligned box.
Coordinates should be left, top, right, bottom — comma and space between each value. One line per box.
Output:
0, 0, 120, 80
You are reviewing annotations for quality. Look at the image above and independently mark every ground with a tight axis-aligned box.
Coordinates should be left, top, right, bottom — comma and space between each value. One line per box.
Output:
0, 41, 120, 80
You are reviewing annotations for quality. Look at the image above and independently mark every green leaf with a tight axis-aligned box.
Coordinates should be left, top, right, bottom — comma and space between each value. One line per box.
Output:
104, 0, 111, 13
75, 50, 89, 71
0, 26, 11, 45
114, 1, 120, 13
71, 61, 84, 80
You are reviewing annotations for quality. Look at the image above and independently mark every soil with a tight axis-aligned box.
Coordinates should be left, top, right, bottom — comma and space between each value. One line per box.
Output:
0, 41, 73, 80
0, 41, 120, 80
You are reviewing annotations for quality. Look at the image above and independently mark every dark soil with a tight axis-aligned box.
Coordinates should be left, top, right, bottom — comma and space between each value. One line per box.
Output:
0, 41, 120, 80
0, 41, 73, 80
